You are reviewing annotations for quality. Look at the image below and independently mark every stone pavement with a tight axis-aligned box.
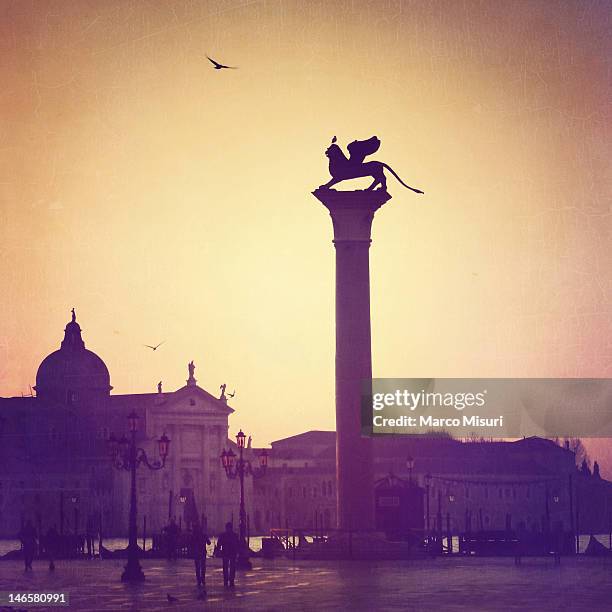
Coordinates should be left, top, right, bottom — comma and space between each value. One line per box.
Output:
1, 556, 611, 611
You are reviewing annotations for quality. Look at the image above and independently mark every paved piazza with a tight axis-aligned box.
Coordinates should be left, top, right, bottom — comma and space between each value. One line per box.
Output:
1, 557, 611, 611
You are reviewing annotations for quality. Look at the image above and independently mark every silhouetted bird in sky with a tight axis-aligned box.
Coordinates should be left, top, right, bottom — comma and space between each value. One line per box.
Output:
228, 390, 236, 398
166, 593, 178, 603
206, 55, 237, 70
144, 341, 165, 351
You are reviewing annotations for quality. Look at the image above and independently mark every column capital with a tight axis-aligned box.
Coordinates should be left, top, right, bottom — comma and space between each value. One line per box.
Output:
312, 188, 391, 244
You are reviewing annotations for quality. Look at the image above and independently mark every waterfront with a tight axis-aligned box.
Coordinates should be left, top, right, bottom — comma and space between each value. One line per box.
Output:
1, 534, 609, 559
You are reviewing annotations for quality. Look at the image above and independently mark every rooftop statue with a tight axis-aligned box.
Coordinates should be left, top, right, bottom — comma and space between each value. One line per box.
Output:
320, 136, 424, 195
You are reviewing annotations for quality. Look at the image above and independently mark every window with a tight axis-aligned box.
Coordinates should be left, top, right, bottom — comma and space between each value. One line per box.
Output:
322, 481, 326, 496
303, 487, 307, 498
189, 399, 196, 406
97, 427, 110, 440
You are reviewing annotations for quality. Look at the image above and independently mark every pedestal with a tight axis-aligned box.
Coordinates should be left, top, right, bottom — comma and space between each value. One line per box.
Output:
312, 187, 392, 531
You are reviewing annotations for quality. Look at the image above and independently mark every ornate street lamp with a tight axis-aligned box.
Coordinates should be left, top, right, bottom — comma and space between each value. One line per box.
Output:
109, 412, 170, 582
406, 455, 415, 483
220, 430, 268, 569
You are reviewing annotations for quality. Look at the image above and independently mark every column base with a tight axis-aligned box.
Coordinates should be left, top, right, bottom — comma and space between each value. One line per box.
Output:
121, 558, 145, 582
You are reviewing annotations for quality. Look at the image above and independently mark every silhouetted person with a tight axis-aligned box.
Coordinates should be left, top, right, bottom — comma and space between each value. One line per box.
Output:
165, 517, 180, 561
189, 522, 211, 592
216, 522, 239, 588
18, 520, 37, 571
45, 525, 59, 571
85, 516, 95, 558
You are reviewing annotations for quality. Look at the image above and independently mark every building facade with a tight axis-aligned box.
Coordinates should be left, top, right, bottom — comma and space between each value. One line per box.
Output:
0, 311, 249, 538
252, 431, 612, 536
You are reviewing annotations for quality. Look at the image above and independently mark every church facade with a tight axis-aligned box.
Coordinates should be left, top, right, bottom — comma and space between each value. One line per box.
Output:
0, 311, 249, 538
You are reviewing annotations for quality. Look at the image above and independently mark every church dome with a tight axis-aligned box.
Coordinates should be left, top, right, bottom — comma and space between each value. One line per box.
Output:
35, 309, 112, 403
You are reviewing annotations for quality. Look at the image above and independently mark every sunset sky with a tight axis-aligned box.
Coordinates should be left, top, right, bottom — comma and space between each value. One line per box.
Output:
1, 1, 611, 464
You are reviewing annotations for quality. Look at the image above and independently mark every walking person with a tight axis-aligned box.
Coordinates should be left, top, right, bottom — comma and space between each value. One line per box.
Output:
85, 515, 95, 558
45, 525, 59, 571
18, 520, 38, 571
216, 522, 240, 588
189, 521, 211, 593
164, 517, 180, 561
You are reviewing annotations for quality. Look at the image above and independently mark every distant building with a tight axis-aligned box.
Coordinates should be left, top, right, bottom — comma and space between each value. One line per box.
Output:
0, 311, 249, 537
2, 313, 611, 541
252, 431, 612, 536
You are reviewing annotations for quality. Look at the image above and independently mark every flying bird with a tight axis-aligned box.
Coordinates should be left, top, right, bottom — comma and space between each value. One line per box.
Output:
206, 55, 237, 70
144, 341, 165, 351
228, 390, 236, 398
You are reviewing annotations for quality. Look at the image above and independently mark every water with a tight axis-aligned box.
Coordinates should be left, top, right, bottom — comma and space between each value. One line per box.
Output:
1, 535, 606, 557
0, 536, 265, 557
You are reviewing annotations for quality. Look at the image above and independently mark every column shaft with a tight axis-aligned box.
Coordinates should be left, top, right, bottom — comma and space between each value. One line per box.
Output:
335, 241, 374, 530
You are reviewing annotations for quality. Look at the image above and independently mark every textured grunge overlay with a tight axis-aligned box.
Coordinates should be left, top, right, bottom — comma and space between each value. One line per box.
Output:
363, 379, 612, 438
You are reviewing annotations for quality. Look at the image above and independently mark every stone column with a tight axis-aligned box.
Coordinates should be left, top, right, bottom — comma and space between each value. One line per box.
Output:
312, 187, 391, 531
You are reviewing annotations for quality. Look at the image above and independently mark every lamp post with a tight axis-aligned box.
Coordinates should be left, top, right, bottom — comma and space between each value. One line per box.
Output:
425, 473, 432, 538
108, 412, 170, 582
71, 495, 79, 535
220, 430, 268, 569
406, 456, 414, 484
